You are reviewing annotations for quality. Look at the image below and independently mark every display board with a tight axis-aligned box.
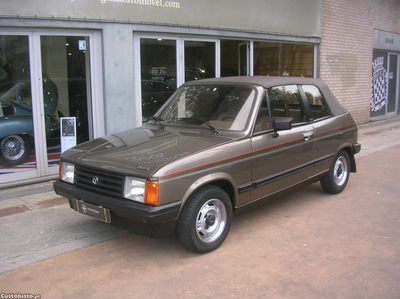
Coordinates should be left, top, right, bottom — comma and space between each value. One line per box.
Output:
60, 117, 77, 153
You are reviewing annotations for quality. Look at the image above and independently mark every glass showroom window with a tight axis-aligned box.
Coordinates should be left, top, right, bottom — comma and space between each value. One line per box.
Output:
221, 40, 249, 77
0, 35, 37, 171
254, 42, 314, 77
40, 36, 92, 167
140, 38, 177, 117
184, 41, 215, 82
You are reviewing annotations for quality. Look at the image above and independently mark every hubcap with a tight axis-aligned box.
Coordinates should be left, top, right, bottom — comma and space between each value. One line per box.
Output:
334, 156, 348, 186
1, 135, 26, 161
196, 199, 227, 243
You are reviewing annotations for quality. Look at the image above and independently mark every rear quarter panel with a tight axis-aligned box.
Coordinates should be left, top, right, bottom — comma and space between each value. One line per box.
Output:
311, 112, 358, 174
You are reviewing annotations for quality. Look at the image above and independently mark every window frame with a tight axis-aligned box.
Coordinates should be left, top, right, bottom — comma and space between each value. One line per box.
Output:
252, 84, 310, 136
298, 84, 333, 123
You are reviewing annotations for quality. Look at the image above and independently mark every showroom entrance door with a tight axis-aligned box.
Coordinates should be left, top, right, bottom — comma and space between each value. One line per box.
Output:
387, 53, 399, 115
39, 35, 93, 172
0, 30, 103, 185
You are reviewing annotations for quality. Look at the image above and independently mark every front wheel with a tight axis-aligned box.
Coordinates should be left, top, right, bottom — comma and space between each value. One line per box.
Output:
176, 186, 233, 253
320, 150, 350, 194
0, 135, 32, 167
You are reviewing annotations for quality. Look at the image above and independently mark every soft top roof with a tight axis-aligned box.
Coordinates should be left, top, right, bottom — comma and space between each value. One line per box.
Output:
185, 76, 347, 116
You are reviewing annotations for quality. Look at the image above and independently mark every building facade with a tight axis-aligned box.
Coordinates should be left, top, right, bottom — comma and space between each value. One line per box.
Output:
0, 0, 399, 185
319, 0, 400, 124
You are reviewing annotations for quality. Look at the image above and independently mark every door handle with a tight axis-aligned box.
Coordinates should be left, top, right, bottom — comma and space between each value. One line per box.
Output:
303, 131, 314, 141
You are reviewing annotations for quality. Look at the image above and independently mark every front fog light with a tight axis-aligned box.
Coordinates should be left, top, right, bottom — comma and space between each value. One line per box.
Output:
60, 162, 75, 184
124, 177, 146, 203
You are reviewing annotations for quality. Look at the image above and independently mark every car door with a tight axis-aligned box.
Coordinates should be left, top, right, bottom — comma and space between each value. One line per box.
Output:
250, 85, 316, 202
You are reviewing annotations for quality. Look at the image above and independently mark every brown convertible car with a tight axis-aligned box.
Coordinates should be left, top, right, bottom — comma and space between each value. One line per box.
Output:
54, 76, 361, 253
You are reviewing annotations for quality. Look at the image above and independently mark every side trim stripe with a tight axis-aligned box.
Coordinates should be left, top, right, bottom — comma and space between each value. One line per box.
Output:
238, 183, 253, 194
236, 170, 330, 209
315, 154, 334, 165
255, 160, 315, 187
314, 123, 355, 136
160, 124, 355, 178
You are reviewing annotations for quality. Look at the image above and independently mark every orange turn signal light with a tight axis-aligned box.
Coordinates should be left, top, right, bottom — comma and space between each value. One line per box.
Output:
145, 181, 159, 206
59, 161, 63, 180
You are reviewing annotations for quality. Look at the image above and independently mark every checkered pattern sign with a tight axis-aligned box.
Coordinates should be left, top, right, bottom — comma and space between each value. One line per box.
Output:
371, 54, 388, 115
373, 72, 386, 105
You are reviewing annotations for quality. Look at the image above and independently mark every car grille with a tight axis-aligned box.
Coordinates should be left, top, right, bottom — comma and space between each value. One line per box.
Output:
74, 165, 124, 198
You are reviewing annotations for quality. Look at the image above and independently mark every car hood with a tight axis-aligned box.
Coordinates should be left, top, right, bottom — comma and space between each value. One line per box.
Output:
62, 126, 233, 177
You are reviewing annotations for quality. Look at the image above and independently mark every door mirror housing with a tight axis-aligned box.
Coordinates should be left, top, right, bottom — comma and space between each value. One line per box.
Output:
272, 118, 292, 138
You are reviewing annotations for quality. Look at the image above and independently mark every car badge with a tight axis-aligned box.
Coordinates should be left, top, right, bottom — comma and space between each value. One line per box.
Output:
92, 176, 99, 185
81, 204, 88, 214
137, 166, 150, 171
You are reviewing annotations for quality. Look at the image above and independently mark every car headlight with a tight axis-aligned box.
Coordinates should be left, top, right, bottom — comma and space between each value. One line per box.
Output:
124, 177, 159, 206
60, 162, 75, 184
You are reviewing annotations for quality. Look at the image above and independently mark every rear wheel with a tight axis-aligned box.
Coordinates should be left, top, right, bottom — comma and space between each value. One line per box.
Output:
176, 186, 232, 253
0, 135, 32, 167
320, 150, 350, 194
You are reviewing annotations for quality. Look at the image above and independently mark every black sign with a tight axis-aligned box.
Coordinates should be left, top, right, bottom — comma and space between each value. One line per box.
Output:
75, 200, 111, 223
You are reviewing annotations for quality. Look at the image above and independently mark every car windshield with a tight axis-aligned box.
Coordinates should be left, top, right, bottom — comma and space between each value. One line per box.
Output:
156, 84, 256, 132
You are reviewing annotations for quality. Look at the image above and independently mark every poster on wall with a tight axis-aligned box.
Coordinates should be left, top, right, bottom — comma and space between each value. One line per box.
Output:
60, 117, 77, 153
371, 51, 388, 117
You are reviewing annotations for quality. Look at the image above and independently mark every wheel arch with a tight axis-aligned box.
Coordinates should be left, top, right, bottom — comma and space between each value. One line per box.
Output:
178, 173, 237, 216
337, 145, 356, 173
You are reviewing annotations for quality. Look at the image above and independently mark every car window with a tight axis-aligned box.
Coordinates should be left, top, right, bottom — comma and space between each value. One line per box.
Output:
254, 85, 306, 133
302, 85, 331, 120
0, 99, 14, 117
157, 84, 256, 132
253, 95, 271, 133
269, 85, 306, 123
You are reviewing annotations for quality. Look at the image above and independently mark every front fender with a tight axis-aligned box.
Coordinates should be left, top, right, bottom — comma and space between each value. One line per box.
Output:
0, 116, 33, 139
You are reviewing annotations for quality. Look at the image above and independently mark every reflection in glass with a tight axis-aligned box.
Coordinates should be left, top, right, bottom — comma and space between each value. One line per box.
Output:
185, 41, 215, 82
41, 36, 92, 167
268, 85, 306, 124
140, 39, 177, 117
254, 42, 314, 77
0, 35, 36, 172
156, 84, 255, 132
302, 85, 331, 119
221, 40, 248, 77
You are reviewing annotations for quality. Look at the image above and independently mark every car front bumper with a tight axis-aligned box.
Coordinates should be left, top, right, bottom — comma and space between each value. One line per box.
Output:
54, 180, 181, 236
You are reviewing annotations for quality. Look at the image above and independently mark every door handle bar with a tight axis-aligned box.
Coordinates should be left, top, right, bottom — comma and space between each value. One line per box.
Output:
303, 131, 314, 141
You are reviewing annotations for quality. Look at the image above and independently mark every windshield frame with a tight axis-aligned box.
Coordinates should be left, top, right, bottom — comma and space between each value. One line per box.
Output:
152, 83, 259, 134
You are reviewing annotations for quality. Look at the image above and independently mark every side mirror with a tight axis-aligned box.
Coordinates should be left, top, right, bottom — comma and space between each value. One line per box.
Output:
273, 118, 292, 138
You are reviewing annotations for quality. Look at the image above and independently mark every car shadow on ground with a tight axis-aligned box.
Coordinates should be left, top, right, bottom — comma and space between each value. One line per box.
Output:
91, 181, 333, 257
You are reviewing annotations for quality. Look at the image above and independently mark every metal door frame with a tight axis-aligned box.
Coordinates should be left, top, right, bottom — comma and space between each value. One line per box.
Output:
387, 52, 400, 115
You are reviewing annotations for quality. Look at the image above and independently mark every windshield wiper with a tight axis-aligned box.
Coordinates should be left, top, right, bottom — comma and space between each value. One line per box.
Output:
177, 117, 220, 134
145, 116, 165, 130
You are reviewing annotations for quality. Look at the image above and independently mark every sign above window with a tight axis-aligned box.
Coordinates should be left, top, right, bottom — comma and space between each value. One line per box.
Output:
1, 0, 321, 38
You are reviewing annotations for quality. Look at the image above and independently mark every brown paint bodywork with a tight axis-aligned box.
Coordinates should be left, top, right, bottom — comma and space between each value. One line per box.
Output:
57, 76, 359, 231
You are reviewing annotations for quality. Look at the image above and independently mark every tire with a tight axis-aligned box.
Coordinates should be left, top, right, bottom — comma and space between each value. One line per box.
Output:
320, 150, 350, 194
176, 186, 233, 253
0, 135, 32, 167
